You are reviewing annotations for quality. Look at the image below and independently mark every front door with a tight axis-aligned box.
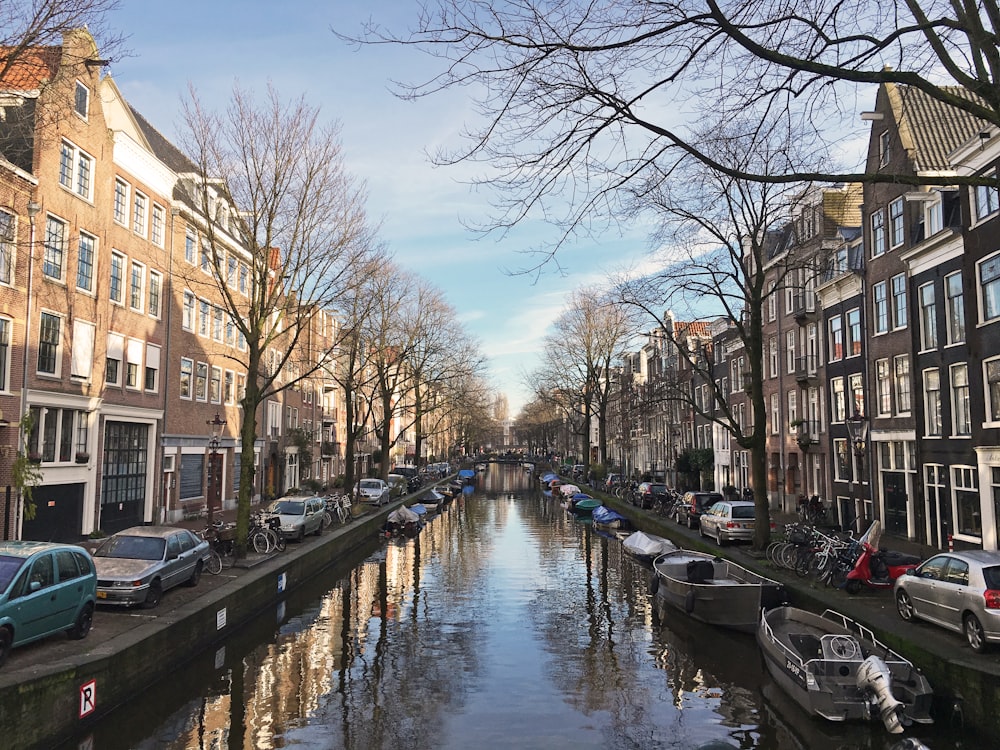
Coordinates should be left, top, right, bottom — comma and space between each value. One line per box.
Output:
883, 471, 908, 536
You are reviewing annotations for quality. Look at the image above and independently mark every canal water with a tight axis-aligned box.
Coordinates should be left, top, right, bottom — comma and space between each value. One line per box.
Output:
62, 465, 966, 749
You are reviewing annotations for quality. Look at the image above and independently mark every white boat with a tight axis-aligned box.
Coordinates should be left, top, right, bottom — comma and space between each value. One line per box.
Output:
622, 531, 677, 563
652, 548, 786, 632
758, 606, 934, 734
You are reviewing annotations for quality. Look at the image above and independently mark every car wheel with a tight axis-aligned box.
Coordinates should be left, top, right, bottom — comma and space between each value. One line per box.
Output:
298, 528, 306, 542
965, 614, 988, 652
144, 580, 163, 609
716, 528, 726, 547
68, 603, 95, 640
0, 627, 11, 668
186, 561, 202, 588
687, 515, 696, 529
895, 589, 915, 621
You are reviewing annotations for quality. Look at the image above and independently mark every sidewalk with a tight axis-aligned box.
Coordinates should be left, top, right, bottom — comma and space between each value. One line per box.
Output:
770, 509, 942, 561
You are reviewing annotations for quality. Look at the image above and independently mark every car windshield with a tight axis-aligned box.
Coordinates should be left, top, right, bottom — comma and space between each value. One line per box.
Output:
732, 506, 755, 520
96, 535, 166, 561
360, 480, 381, 489
272, 500, 305, 515
0, 555, 26, 593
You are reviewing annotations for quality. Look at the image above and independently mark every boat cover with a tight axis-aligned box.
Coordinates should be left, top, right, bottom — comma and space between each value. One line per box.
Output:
592, 506, 626, 525
421, 489, 445, 503
409, 503, 427, 516
458, 469, 476, 479
387, 506, 419, 524
622, 531, 677, 558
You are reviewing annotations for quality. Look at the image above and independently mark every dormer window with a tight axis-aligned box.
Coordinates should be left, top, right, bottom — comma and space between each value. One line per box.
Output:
879, 130, 890, 167
74, 81, 89, 119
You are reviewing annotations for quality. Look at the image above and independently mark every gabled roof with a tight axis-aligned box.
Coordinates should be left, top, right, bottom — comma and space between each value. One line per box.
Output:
890, 84, 989, 173
129, 105, 198, 174
0, 46, 61, 92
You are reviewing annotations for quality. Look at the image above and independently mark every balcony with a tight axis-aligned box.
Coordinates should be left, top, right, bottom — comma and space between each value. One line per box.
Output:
794, 355, 818, 384
791, 290, 818, 323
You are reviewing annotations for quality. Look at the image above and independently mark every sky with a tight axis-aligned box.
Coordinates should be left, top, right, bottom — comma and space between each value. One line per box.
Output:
104, 1, 658, 415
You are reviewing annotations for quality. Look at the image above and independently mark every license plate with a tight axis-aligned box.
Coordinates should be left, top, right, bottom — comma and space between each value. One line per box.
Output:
96, 591, 107, 599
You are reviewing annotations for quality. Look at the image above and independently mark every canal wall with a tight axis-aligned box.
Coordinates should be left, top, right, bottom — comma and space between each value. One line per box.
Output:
603, 495, 1000, 736
0, 507, 389, 750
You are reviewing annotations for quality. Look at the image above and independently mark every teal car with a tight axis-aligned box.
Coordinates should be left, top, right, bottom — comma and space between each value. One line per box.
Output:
0, 541, 97, 667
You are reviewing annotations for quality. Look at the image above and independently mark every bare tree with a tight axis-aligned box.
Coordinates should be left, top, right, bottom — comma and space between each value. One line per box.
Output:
180, 84, 378, 555
341, 0, 997, 269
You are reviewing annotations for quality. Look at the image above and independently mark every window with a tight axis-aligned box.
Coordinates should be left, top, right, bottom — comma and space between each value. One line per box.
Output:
787, 390, 798, 427
129, 261, 144, 311
830, 377, 846, 423
875, 359, 891, 416
239, 262, 248, 294
894, 355, 911, 414
106, 333, 123, 386
889, 197, 905, 247
0, 317, 10, 391
923, 368, 942, 436
74, 81, 89, 118
110, 251, 125, 304
179, 358, 193, 399
918, 282, 938, 350
925, 197, 943, 236
212, 306, 223, 341
828, 316, 843, 361
846, 308, 861, 357
185, 228, 196, 264
227, 255, 237, 287
768, 337, 778, 379
225, 314, 235, 346
770, 392, 779, 435
58, 140, 93, 200
224, 370, 235, 404
125, 338, 142, 389
878, 130, 890, 167
785, 330, 796, 374
37, 311, 61, 375
951, 363, 970, 436
101, 423, 149, 510
872, 281, 888, 334
891, 274, 907, 329
151, 204, 165, 246
975, 172, 1000, 220
987, 357, 1000, 423
76, 231, 95, 292
237, 373, 246, 406
980, 253, 1000, 322
834, 439, 849, 481
870, 209, 886, 257
0, 209, 11, 285
954, 466, 981, 537
113, 178, 129, 225
199, 299, 210, 336
70, 319, 95, 380
200, 241, 210, 273
43, 215, 65, 280
849, 373, 865, 417
175, 293, 193, 334
195, 362, 208, 401
145, 344, 160, 392
132, 191, 147, 236
148, 271, 162, 318
944, 271, 965, 344
210, 366, 222, 403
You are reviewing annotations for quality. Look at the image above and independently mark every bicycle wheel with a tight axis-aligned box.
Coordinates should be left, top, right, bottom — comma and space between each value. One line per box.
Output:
794, 547, 814, 577
272, 530, 286, 552
252, 530, 270, 554
205, 549, 223, 575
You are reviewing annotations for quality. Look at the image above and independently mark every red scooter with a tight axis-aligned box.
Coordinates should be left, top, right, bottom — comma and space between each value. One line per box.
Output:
843, 540, 922, 594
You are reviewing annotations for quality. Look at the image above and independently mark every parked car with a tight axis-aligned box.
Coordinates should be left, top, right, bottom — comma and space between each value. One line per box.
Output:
355, 478, 390, 506
267, 495, 326, 540
386, 474, 408, 498
0, 541, 97, 667
894, 550, 1000, 652
93, 527, 210, 609
635, 482, 669, 510
604, 473, 622, 490
676, 491, 725, 529
699, 500, 757, 545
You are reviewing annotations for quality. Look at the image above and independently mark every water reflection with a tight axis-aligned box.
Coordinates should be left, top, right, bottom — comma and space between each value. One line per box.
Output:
68, 465, 964, 750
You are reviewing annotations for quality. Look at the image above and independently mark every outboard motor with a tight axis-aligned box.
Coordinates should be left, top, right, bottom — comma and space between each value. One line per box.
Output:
856, 655, 906, 734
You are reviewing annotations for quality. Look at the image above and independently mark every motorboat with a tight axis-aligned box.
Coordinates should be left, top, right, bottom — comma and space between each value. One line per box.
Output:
757, 606, 934, 734
622, 531, 677, 564
458, 469, 476, 483
591, 505, 628, 529
652, 548, 785, 632
566, 496, 602, 516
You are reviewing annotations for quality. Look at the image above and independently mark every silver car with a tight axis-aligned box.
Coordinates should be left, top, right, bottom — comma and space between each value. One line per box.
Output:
699, 500, 756, 545
267, 496, 326, 540
894, 550, 1000, 652
355, 479, 390, 505
93, 527, 210, 608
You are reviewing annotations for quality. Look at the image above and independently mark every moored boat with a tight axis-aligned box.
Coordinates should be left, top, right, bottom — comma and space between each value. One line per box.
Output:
652, 548, 785, 632
757, 606, 934, 734
591, 505, 628, 529
622, 531, 677, 564
458, 469, 476, 483
567, 496, 602, 515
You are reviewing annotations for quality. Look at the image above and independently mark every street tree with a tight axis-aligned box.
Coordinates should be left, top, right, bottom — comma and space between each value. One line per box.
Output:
179, 84, 378, 556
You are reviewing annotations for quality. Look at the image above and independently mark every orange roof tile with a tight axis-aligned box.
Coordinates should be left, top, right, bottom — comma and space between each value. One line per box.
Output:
0, 46, 61, 91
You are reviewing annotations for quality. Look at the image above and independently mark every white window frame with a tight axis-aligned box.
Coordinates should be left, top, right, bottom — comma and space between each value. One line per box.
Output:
129, 260, 145, 312
978, 251, 1000, 324
889, 197, 905, 248
37, 309, 64, 377
76, 230, 96, 294
179, 357, 193, 400
875, 358, 891, 417
42, 214, 66, 282
923, 368, 942, 437
113, 178, 130, 226
986, 356, 1000, 426
110, 250, 126, 305
951, 362, 971, 437
918, 281, 938, 351
894, 355, 912, 415
870, 209, 886, 257
945, 271, 965, 345
74, 80, 90, 119
148, 270, 162, 318
891, 273, 907, 329
132, 191, 148, 236
59, 139, 94, 201
151, 204, 165, 247
872, 280, 888, 334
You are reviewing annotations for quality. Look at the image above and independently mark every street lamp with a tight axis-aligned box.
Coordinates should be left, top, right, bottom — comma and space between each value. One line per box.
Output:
846, 410, 869, 533
206, 413, 226, 527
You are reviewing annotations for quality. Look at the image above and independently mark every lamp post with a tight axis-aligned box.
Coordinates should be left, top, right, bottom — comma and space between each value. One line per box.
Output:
206, 413, 226, 527
846, 410, 869, 534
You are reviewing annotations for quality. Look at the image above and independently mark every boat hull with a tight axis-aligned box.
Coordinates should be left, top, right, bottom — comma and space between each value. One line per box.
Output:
757, 606, 934, 730
652, 549, 785, 632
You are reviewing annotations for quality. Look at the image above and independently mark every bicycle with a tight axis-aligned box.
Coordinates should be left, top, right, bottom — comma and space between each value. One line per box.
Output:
197, 530, 224, 575
199, 523, 237, 573
249, 512, 285, 554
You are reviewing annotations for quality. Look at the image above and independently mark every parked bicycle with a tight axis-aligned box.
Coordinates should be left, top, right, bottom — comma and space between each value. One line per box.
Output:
326, 494, 352, 524
198, 522, 237, 574
249, 511, 286, 554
